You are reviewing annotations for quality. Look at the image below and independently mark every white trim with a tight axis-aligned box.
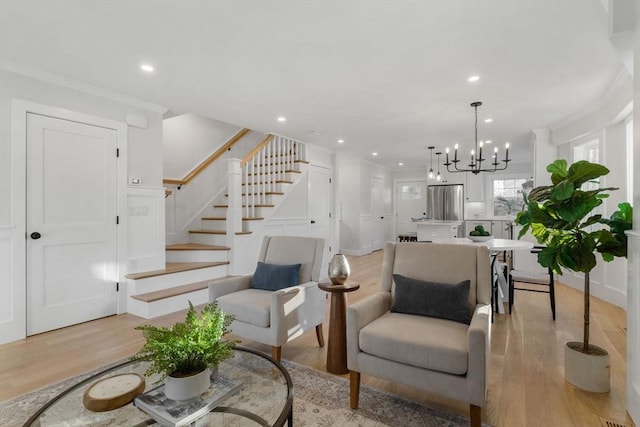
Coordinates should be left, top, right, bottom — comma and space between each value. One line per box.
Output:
1, 60, 168, 114
6, 99, 129, 343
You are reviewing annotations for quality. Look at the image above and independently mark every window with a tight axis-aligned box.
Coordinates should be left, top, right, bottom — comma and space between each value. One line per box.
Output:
490, 177, 528, 216
573, 138, 599, 192
400, 184, 422, 200
627, 118, 633, 202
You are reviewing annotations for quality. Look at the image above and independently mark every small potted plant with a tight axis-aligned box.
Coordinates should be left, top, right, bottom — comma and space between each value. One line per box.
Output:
131, 301, 235, 400
515, 159, 632, 392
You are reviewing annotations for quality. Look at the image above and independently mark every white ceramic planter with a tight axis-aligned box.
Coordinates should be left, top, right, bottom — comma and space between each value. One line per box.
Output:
564, 341, 610, 393
164, 368, 211, 401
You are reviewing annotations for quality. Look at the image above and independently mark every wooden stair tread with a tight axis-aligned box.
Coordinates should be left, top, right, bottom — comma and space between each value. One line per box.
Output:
166, 243, 230, 251
189, 230, 252, 235
125, 262, 228, 280
131, 280, 214, 303
202, 216, 264, 221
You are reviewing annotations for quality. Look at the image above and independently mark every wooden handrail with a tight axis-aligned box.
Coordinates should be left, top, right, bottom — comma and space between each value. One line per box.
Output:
163, 127, 251, 187
241, 134, 274, 167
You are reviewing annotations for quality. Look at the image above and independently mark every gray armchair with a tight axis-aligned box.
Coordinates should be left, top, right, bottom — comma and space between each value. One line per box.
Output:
209, 235, 326, 362
347, 242, 491, 427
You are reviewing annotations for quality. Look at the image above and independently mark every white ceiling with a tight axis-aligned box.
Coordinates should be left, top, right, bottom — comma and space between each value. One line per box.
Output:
0, 0, 625, 170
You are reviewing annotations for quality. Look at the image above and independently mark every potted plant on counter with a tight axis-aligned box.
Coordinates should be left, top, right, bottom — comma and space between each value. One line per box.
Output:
132, 301, 235, 400
515, 159, 632, 392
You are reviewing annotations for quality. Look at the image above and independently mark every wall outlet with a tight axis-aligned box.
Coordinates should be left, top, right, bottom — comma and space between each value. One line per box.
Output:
129, 177, 141, 185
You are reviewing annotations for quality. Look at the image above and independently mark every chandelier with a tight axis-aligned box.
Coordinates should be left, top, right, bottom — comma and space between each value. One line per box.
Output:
444, 101, 511, 175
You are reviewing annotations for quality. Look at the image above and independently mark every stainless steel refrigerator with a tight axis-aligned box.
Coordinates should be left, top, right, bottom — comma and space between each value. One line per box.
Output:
426, 184, 464, 221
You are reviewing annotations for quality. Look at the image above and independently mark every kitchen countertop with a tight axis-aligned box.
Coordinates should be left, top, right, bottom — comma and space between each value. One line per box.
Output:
413, 220, 463, 225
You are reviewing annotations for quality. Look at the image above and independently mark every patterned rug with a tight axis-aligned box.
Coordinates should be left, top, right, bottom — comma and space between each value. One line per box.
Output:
0, 359, 473, 426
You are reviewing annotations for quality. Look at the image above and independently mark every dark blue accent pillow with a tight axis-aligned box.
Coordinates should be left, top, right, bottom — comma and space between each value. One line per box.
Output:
250, 262, 302, 291
391, 274, 471, 324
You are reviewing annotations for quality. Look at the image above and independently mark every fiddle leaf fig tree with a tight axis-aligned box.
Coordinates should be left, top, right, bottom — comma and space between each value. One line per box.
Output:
515, 160, 632, 354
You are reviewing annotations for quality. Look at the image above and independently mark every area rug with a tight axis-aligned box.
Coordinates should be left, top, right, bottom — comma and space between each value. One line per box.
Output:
0, 359, 474, 426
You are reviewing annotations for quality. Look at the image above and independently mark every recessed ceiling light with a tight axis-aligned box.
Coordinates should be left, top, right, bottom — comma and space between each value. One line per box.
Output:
338, 139, 344, 144
372, 152, 378, 156
398, 162, 404, 166
485, 140, 492, 144
484, 118, 493, 123
468, 75, 479, 82
277, 117, 286, 122
140, 64, 155, 72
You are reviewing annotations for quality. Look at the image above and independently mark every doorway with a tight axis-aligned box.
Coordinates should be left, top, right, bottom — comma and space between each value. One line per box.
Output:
394, 180, 427, 239
26, 113, 119, 335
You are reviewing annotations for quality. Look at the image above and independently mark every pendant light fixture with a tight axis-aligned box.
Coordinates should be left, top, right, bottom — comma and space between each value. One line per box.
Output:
443, 102, 511, 175
435, 151, 442, 181
427, 146, 435, 179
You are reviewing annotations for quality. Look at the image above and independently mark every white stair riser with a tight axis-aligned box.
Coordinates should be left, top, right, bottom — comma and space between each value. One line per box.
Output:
127, 265, 228, 296
189, 233, 228, 246
166, 250, 229, 263
201, 219, 226, 229
128, 288, 210, 319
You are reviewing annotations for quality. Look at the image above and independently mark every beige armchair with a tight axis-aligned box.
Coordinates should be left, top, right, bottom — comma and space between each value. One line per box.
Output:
209, 235, 326, 362
347, 242, 491, 427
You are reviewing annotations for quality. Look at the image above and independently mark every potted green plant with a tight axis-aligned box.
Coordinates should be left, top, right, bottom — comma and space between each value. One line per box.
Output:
515, 159, 632, 392
132, 301, 235, 400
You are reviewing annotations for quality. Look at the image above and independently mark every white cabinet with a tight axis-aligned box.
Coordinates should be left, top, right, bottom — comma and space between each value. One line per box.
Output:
465, 174, 485, 202
466, 220, 513, 238
491, 220, 513, 239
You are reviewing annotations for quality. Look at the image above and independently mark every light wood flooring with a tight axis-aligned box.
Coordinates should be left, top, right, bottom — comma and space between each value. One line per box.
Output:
0, 250, 632, 426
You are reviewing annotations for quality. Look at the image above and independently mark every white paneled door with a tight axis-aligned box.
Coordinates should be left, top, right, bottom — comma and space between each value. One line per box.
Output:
395, 180, 427, 236
371, 176, 384, 251
308, 165, 333, 263
26, 113, 118, 335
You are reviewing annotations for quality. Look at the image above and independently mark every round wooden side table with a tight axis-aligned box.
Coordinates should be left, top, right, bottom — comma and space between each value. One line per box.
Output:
318, 281, 360, 375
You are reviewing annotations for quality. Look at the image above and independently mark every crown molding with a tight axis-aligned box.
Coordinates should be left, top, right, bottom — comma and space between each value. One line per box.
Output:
0, 60, 169, 114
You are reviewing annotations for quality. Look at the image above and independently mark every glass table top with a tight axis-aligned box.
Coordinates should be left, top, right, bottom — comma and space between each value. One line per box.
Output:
24, 347, 292, 427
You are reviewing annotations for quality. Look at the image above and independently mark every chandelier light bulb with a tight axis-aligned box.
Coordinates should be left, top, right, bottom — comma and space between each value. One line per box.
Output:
429, 170, 434, 179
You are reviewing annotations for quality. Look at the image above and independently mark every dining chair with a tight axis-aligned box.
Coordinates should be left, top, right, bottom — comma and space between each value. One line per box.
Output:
508, 246, 556, 320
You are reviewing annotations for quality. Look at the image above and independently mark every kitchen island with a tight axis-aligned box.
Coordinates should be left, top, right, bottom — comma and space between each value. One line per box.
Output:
415, 220, 463, 241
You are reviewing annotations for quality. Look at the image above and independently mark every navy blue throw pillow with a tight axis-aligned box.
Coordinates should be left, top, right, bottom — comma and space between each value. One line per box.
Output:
391, 274, 471, 324
250, 262, 302, 291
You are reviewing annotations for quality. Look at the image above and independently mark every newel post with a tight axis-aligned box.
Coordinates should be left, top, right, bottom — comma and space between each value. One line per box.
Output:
226, 159, 242, 274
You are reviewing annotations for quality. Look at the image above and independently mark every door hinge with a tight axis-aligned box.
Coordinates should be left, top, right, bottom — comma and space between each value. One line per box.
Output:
329, 212, 332, 218
329, 245, 332, 252
116, 148, 120, 157
116, 282, 120, 292
116, 216, 119, 224
329, 178, 332, 184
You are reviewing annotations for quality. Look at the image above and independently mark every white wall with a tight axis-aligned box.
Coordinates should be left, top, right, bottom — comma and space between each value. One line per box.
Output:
0, 68, 165, 343
163, 113, 241, 179
550, 68, 633, 308
626, 16, 640, 425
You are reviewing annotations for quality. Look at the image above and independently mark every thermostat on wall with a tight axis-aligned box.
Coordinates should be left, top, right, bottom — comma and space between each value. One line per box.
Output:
129, 177, 141, 185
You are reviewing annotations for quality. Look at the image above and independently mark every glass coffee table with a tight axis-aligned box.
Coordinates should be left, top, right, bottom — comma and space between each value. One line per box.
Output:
24, 347, 293, 426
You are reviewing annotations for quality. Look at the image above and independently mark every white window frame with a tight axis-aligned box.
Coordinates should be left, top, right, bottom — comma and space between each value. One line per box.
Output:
626, 116, 633, 203
488, 173, 530, 218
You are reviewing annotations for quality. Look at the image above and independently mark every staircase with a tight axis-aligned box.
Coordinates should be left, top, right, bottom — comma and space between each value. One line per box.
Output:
125, 134, 308, 318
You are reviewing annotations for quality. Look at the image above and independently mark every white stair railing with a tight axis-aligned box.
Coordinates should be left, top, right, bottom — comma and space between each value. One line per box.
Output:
239, 134, 305, 219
